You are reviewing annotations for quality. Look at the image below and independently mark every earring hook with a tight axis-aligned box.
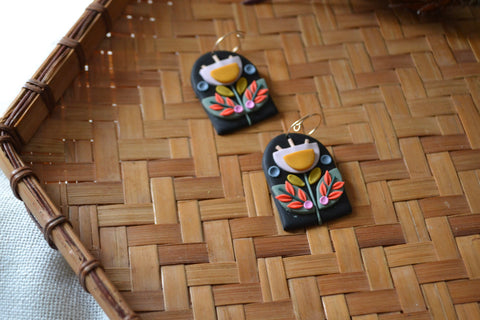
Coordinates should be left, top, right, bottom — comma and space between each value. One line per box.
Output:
286, 113, 322, 136
212, 30, 245, 54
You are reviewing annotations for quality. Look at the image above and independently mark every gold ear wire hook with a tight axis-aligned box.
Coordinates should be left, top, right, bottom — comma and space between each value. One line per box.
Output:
287, 113, 322, 136
212, 30, 245, 54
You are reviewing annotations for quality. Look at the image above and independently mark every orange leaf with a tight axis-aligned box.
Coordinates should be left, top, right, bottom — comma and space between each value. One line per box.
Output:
254, 95, 267, 103
258, 88, 268, 96
226, 97, 235, 107
245, 89, 252, 100
250, 80, 257, 92
328, 191, 343, 200
298, 188, 307, 201
288, 201, 303, 209
209, 104, 224, 111
276, 194, 292, 202
324, 170, 332, 185
333, 181, 345, 190
320, 182, 327, 196
285, 181, 295, 195
215, 93, 224, 104
220, 108, 234, 116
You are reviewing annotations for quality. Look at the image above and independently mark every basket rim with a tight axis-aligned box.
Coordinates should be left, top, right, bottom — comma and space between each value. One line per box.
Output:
0, 0, 138, 319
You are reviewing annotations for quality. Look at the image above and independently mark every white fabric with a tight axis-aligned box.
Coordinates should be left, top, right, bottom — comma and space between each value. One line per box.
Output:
0, 171, 107, 319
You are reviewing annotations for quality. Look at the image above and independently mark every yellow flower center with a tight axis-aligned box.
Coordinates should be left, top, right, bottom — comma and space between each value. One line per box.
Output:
283, 149, 315, 171
210, 63, 240, 84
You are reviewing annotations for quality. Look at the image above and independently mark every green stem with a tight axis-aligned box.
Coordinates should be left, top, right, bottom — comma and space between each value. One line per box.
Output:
252, 85, 260, 101
325, 176, 336, 196
283, 190, 304, 203
304, 174, 322, 224
230, 85, 252, 125
303, 174, 316, 207
230, 85, 243, 108
245, 114, 252, 125
219, 103, 234, 109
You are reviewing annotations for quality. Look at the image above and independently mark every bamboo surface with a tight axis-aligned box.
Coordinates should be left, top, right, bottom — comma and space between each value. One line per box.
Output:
2, 0, 480, 319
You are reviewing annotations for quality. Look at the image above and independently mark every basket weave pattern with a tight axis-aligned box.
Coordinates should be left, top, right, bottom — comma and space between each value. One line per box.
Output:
6, 0, 480, 319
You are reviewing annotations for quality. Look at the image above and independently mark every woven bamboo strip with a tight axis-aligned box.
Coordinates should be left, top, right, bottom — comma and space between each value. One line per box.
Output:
289, 277, 324, 320
391, 266, 426, 313
322, 295, 350, 319
362, 246, 394, 290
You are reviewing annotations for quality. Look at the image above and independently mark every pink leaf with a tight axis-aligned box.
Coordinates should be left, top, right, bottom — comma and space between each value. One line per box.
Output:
257, 88, 268, 96
209, 104, 223, 111
328, 191, 343, 200
276, 194, 292, 202
245, 89, 252, 100
324, 170, 332, 186
298, 188, 307, 201
226, 97, 235, 106
215, 93, 224, 104
250, 80, 257, 92
332, 181, 345, 190
285, 181, 295, 195
320, 182, 327, 196
254, 95, 267, 104
288, 201, 303, 209
220, 108, 234, 116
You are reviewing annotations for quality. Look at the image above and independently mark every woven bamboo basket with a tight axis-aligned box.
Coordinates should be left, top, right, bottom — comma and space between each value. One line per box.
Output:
1, 0, 479, 319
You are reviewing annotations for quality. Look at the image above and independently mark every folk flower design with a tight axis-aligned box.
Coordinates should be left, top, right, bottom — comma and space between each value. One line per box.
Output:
316, 169, 345, 209
272, 168, 345, 216
272, 181, 315, 215
202, 78, 269, 125
198, 54, 270, 125
269, 138, 345, 215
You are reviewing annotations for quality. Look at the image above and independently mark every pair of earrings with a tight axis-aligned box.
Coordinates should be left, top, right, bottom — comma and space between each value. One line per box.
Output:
191, 32, 351, 230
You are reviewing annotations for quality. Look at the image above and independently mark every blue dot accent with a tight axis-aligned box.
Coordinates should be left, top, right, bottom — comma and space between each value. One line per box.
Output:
197, 81, 209, 91
320, 155, 332, 165
244, 64, 256, 75
268, 166, 280, 177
